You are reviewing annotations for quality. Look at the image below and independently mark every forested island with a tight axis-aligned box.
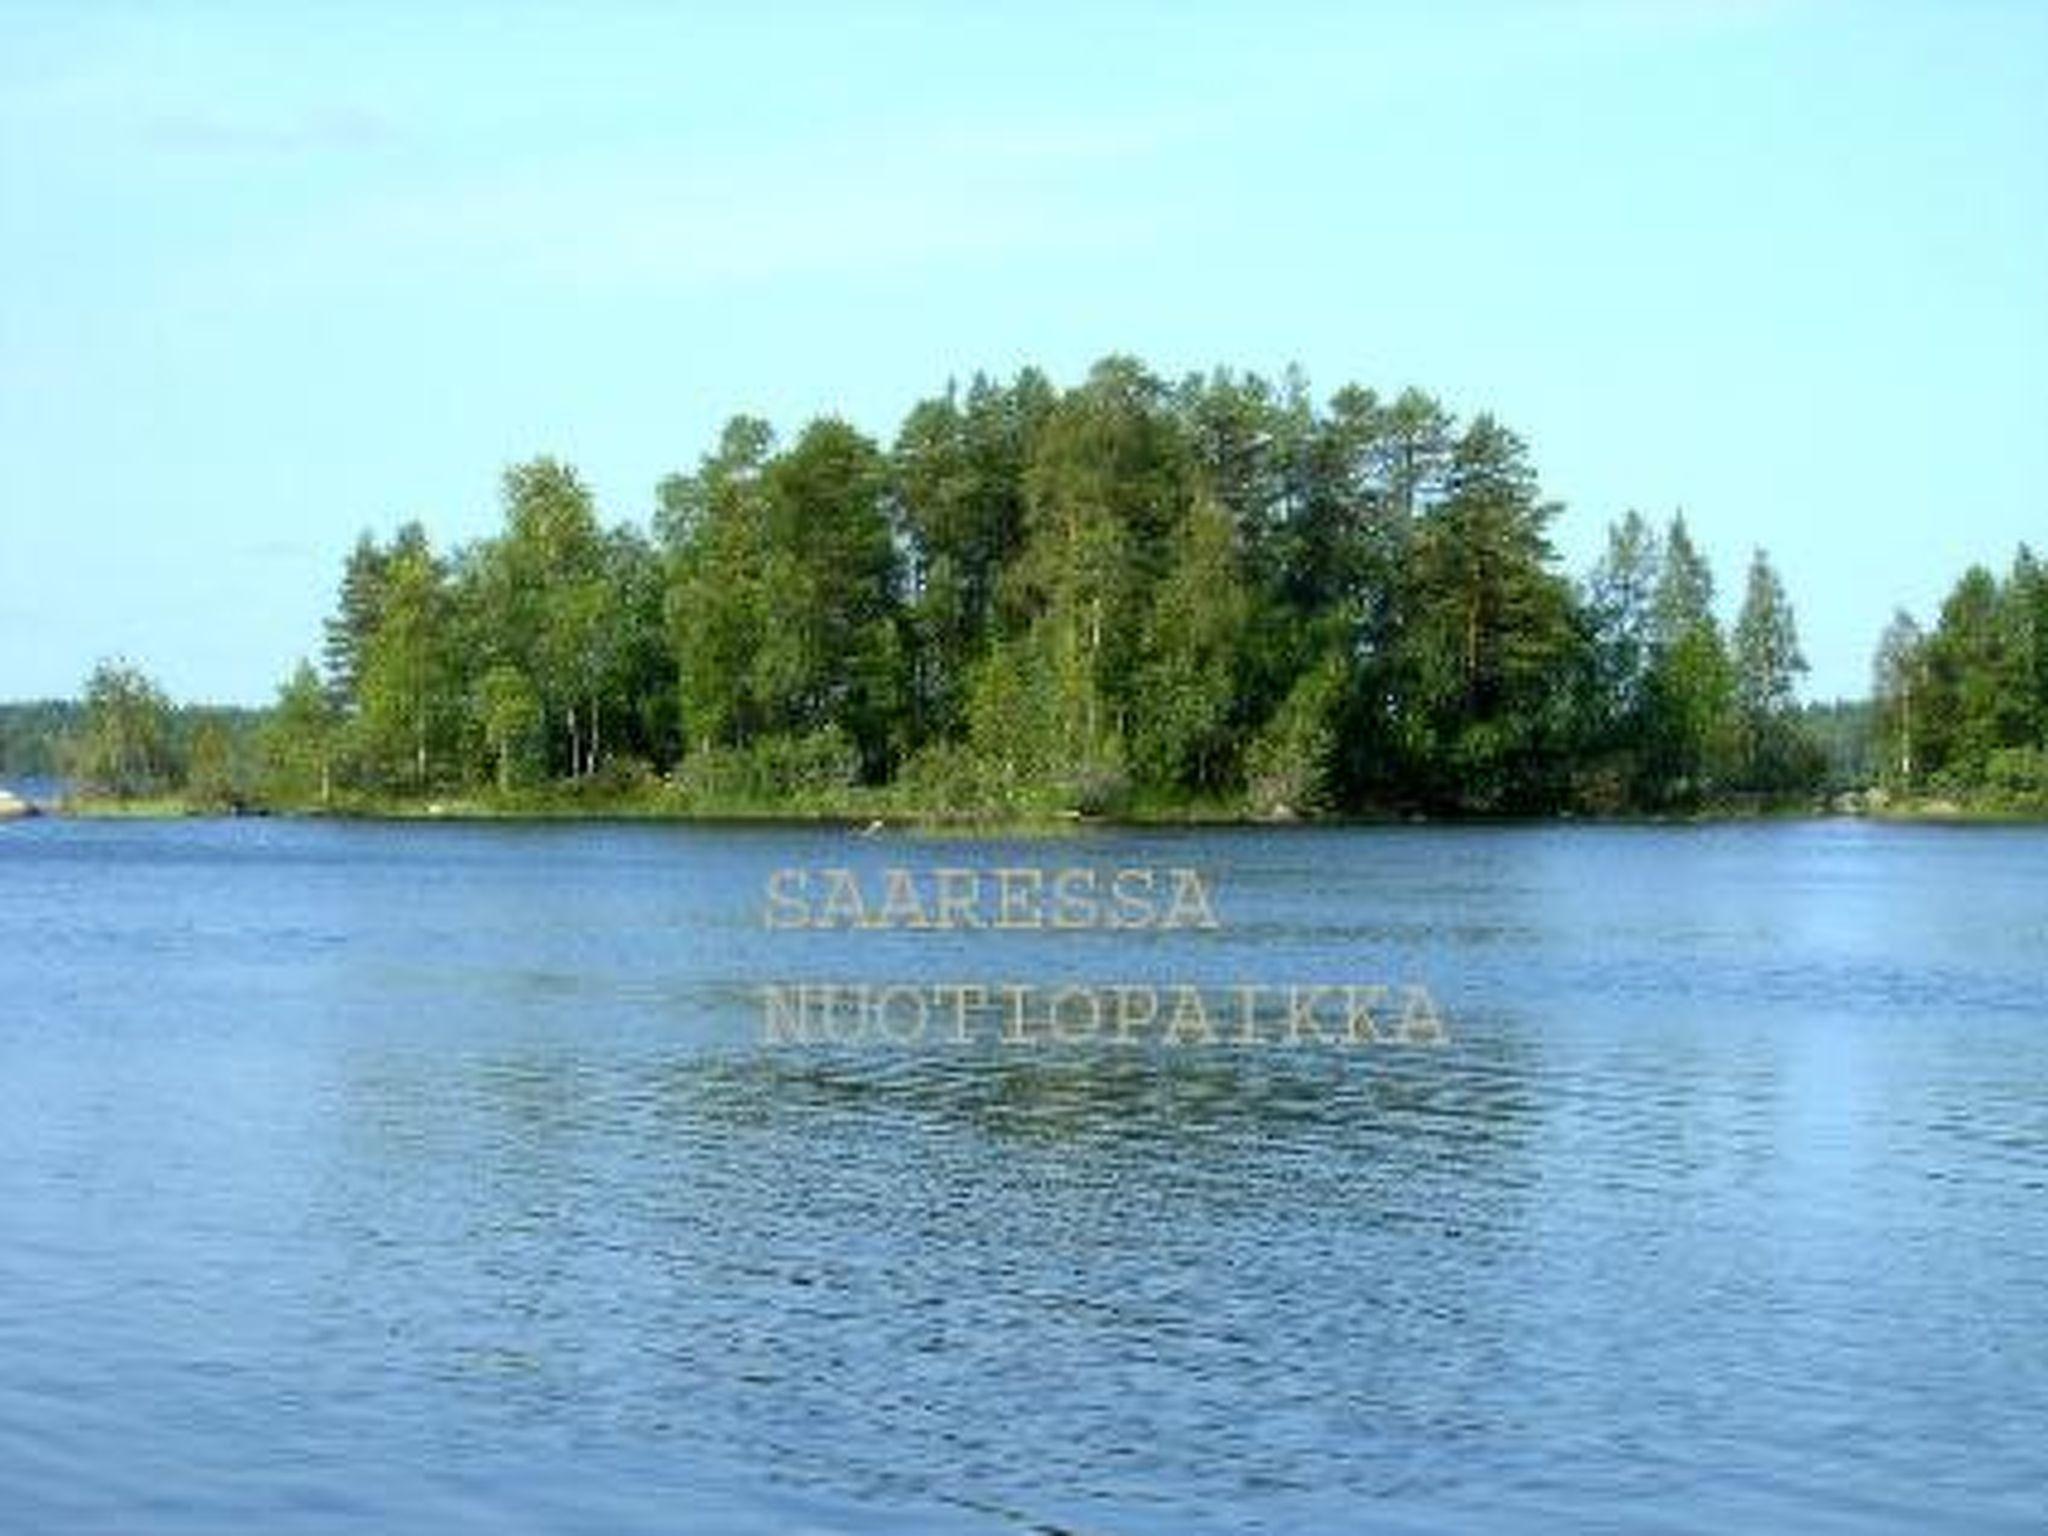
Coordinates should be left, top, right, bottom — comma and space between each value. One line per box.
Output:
10, 358, 2046, 821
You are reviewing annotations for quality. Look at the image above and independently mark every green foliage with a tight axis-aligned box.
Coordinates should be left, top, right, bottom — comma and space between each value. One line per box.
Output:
1986, 745, 2048, 802
762, 420, 906, 777
1642, 624, 1738, 806
0, 700, 83, 779
674, 727, 861, 808
1398, 416, 1576, 810
1585, 511, 1660, 742
1008, 367, 1158, 749
1243, 652, 1345, 817
1732, 549, 1816, 794
962, 627, 1126, 813
668, 417, 782, 752
476, 664, 543, 793
891, 738, 995, 813
212, 353, 1893, 819
43, 357, 2038, 822
666, 418, 904, 779
1131, 495, 1250, 792
263, 660, 338, 806
1875, 548, 2048, 803
487, 457, 611, 777
323, 526, 424, 709
353, 538, 459, 789
183, 717, 243, 811
1800, 699, 1876, 794
73, 659, 178, 798
1871, 609, 1925, 786
892, 372, 1046, 739
1635, 516, 1738, 805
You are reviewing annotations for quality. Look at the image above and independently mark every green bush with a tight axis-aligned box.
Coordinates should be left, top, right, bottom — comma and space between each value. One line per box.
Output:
674, 728, 861, 808
1986, 745, 2048, 801
1243, 655, 1341, 817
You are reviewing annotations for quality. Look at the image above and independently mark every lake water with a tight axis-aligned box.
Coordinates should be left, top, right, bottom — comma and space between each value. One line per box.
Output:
2, 819, 2044, 1533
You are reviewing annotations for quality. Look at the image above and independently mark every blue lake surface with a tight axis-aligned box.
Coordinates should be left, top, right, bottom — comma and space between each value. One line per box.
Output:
2, 818, 2044, 1533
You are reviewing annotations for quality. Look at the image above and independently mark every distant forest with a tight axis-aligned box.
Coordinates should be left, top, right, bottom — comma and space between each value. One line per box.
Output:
12, 358, 2045, 816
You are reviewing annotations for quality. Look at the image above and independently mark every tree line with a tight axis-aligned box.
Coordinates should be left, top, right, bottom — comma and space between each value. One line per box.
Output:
44, 355, 2020, 818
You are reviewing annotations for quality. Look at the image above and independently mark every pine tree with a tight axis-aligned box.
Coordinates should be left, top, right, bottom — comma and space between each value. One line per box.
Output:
1402, 415, 1574, 809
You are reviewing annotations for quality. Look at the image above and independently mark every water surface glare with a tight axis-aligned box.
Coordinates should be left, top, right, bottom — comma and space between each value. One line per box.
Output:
2, 819, 2044, 1533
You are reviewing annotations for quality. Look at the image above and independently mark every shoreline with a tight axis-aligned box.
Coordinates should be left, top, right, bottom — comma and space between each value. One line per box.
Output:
35, 792, 2048, 829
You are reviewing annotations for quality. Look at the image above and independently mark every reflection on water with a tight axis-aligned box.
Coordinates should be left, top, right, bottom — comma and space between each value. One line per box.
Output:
2, 819, 2045, 1533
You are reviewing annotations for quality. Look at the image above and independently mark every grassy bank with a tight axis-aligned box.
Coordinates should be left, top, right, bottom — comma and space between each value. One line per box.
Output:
60, 783, 1088, 830
58, 794, 202, 819
1865, 797, 2048, 824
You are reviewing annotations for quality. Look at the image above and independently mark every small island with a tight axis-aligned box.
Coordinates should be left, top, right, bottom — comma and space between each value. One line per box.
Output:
4, 358, 2042, 825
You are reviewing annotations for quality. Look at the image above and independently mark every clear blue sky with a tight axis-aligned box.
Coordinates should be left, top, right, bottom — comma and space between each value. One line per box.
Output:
3, 0, 2043, 704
